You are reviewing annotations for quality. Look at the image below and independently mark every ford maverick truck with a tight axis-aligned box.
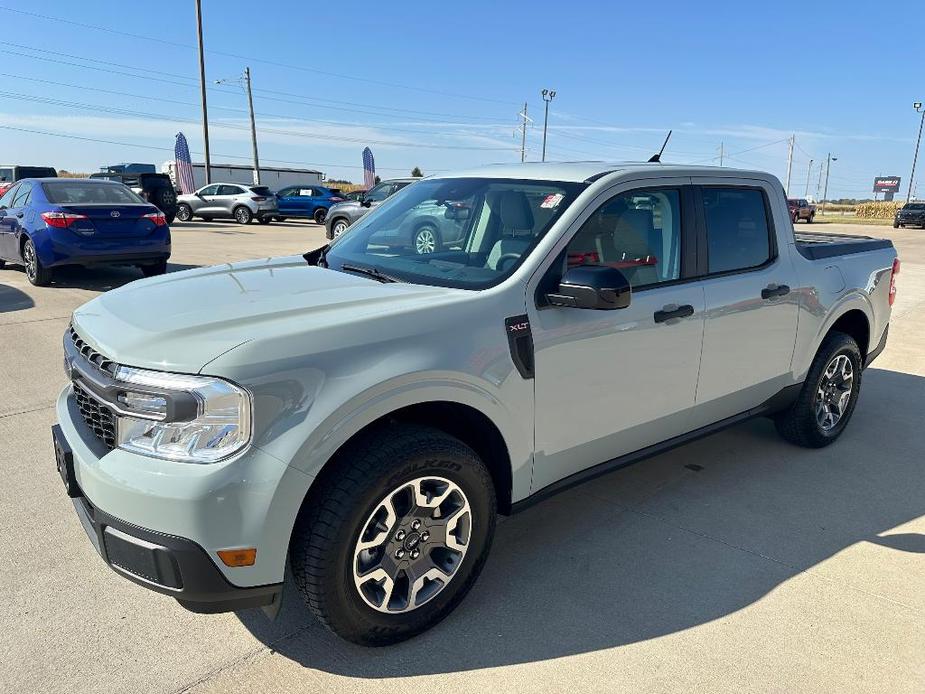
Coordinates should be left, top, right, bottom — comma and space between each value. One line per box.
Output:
53, 162, 898, 645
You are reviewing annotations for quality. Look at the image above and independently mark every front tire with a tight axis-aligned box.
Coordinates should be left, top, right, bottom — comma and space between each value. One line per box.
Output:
22, 238, 52, 286
290, 424, 496, 646
331, 218, 349, 238
257, 216, 272, 225
412, 224, 440, 254
176, 204, 193, 222
774, 331, 862, 448
233, 206, 253, 224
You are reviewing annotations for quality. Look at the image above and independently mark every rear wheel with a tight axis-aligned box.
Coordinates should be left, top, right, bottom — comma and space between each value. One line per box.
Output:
0, 259, 5, 269
257, 216, 272, 225
313, 208, 328, 224
234, 206, 253, 224
176, 204, 193, 222
140, 260, 168, 277
23, 238, 52, 286
774, 331, 862, 448
274, 216, 287, 223
806, 213, 814, 223
290, 425, 496, 646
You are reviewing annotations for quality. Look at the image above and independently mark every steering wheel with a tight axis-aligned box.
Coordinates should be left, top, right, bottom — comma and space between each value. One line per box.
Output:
494, 253, 521, 273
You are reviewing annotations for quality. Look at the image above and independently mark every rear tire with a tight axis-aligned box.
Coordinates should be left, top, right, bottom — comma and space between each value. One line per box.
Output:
257, 216, 272, 225
806, 213, 814, 223
176, 204, 193, 222
774, 331, 862, 448
274, 216, 287, 223
140, 260, 168, 277
22, 237, 52, 286
0, 259, 5, 270
313, 208, 327, 224
234, 206, 253, 224
290, 424, 496, 646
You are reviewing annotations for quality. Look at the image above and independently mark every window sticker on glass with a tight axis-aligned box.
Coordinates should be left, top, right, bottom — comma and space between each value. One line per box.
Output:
540, 193, 564, 209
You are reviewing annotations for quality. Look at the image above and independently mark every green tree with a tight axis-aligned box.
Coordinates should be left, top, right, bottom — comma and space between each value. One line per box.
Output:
411, 166, 423, 177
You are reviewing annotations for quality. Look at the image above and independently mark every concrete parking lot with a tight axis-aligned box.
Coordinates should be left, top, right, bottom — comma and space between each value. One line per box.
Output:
1, 218, 923, 693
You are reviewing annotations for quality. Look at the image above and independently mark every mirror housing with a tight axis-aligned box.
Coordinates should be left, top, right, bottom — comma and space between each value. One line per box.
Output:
547, 265, 631, 310
360, 197, 372, 208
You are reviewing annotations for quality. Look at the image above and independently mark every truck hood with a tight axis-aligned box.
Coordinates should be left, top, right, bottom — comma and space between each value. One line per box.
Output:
71, 255, 461, 373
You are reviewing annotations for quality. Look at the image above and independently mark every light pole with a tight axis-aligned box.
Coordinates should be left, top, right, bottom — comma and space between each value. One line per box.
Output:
821, 153, 837, 216
216, 67, 261, 185
907, 102, 924, 202
805, 159, 813, 197
541, 89, 556, 163
195, 0, 211, 184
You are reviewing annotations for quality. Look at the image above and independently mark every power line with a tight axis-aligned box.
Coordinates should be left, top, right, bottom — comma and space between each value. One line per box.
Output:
0, 5, 517, 106
0, 124, 430, 172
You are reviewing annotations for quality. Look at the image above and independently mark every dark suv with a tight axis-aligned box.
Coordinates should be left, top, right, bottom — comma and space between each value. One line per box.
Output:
89, 172, 178, 223
0, 165, 57, 196
894, 202, 925, 229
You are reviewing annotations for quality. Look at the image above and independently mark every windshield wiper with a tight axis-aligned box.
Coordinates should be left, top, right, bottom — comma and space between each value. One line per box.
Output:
340, 263, 403, 283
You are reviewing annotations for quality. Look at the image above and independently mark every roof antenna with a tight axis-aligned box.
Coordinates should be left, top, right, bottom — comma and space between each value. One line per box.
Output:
648, 130, 672, 163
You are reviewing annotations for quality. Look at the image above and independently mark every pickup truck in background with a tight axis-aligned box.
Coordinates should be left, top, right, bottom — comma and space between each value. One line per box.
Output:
788, 197, 816, 223
53, 163, 898, 646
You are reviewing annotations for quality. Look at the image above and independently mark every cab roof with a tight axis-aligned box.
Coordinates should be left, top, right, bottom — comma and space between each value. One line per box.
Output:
429, 161, 775, 184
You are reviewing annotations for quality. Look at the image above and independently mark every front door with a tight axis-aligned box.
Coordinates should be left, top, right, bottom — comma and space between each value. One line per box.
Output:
194, 184, 222, 215
529, 183, 706, 491
0, 182, 22, 259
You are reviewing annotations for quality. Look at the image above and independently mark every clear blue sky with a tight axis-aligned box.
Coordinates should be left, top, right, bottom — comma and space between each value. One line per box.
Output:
0, 0, 922, 199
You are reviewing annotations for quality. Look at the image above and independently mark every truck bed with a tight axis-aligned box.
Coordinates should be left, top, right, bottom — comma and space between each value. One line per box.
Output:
794, 231, 893, 260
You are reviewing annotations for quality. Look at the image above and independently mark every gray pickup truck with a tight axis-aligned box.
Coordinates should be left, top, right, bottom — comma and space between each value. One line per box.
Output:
53, 162, 898, 646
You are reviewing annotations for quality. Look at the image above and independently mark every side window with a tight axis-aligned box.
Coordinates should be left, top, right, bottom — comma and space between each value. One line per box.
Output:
199, 184, 220, 196
365, 183, 391, 202
565, 188, 683, 288
701, 187, 772, 274
0, 183, 21, 207
0, 167, 13, 182
277, 187, 294, 197
12, 184, 32, 207
218, 185, 244, 196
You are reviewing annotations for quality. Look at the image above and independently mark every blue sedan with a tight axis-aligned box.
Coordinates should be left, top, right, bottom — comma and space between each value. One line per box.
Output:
274, 185, 345, 224
0, 178, 171, 286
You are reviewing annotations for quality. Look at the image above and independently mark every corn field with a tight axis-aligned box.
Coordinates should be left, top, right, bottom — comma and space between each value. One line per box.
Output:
854, 201, 904, 219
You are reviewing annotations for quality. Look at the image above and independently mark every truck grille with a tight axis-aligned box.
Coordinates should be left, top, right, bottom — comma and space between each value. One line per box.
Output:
68, 326, 118, 377
73, 382, 117, 449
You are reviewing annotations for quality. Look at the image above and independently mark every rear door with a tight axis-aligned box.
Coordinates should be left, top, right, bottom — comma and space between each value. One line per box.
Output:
217, 185, 247, 215
688, 179, 799, 426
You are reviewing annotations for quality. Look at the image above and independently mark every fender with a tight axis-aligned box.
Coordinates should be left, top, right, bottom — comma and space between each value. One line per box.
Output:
794, 290, 874, 379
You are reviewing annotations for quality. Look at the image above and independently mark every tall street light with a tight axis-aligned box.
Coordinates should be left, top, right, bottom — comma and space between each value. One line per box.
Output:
541, 89, 556, 163
821, 153, 837, 217
195, 0, 211, 184
908, 102, 924, 202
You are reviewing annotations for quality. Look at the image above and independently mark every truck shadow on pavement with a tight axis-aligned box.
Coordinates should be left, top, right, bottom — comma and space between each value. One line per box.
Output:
0, 283, 34, 313
237, 366, 925, 675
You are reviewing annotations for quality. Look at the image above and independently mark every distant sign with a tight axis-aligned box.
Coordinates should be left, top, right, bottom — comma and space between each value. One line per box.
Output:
873, 176, 901, 193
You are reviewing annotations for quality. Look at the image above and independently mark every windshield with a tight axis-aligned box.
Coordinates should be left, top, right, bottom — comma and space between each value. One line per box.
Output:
323, 177, 586, 289
43, 181, 146, 205
903, 203, 925, 210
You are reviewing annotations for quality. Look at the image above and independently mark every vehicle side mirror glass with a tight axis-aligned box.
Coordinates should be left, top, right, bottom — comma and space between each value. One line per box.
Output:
361, 198, 372, 207
546, 265, 631, 310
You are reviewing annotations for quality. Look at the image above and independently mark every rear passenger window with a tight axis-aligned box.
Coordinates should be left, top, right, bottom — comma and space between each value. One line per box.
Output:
702, 188, 772, 274
12, 184, 31, 207
565, 189, 683, 288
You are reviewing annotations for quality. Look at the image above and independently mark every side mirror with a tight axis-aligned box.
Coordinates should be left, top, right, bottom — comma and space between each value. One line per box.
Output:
361, 198, 372, 208
445, 204, 470, 221
547, 265, 631, 310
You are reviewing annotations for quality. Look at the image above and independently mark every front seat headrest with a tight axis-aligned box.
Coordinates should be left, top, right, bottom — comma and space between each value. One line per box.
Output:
499, 191, 534, 232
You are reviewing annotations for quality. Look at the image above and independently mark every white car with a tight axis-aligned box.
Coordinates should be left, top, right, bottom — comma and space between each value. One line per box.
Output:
176, 183, 278, 224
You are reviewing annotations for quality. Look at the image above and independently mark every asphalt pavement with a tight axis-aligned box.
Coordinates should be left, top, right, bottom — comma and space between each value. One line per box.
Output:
1, 218, 923, 693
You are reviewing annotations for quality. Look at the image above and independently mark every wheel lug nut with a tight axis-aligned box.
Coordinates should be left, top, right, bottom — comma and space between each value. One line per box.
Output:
395, 530, 406, 541
411, 519, 421, 530
410, 549, 420, 559
421, 531, 429, 542
395, 549, 405, 559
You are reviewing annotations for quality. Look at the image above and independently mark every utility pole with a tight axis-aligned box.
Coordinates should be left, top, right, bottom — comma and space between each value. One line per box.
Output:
908, 102, 924, 202
541, 89, 556, 163
718, 141, 724, 166
195, 0, 211, 184
817, 159, 824, 200
244, 67, 260, 184
517, 102, 531, 163
784, 134, 794, 195
804, 159, 813, 197
821, 153, 837, 216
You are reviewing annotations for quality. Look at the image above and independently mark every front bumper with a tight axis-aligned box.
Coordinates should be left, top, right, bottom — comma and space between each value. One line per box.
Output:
55, 384, 312, 611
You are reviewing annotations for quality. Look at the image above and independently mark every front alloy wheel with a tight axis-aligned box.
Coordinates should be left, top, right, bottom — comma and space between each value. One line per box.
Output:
413, 225, 437, 254
332, 219, 348, 238
353, 476, 471, 613
815, 354, 853, 431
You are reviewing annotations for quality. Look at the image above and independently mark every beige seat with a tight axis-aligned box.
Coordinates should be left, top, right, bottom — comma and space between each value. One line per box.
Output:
485, 192, 535, 271
596, 207, 659, 286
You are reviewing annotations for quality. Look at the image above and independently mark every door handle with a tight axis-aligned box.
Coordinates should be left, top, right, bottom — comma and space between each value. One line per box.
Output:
761, 283, 790, 300
654, 304, 695, 323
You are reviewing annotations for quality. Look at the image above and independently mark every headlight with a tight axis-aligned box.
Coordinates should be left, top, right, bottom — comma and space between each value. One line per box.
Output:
113, 365, 252, 463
